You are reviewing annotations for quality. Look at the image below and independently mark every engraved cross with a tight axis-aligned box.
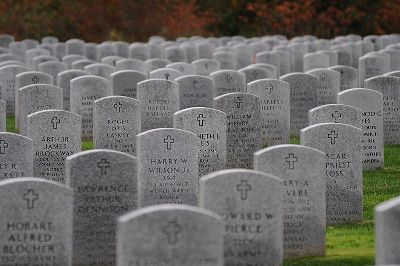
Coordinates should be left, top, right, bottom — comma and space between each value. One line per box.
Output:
285, 153, 298, 169
164, 135, 174, 150
23, 189, 39, 209
197, 114, 205, 127
237, 180, 252, 200
162, 219, 183, 245
332, 111, 341, 123
234, 96, 242, 108
51, 117, 60, 129
0, 140, 9, 154
114, 102, 122, 112
328, 130, 339, 145
97, 159, 110, 175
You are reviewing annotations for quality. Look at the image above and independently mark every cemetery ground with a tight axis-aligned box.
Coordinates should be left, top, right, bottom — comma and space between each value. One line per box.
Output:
6, 116, 399, 266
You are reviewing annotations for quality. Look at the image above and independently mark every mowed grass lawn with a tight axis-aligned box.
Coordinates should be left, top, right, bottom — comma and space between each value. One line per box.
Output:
9, 117, 400, 265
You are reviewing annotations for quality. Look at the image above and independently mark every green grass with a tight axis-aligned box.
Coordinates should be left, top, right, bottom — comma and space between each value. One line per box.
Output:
8, 116, 400, 265
284, 138, 400, 266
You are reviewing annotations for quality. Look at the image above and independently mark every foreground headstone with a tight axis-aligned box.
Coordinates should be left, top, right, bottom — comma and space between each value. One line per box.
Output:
375, 196, 400, 265
57, 69, 90, 110
18, 84, 63, 135
254, 144, 326, 258
247, 79, 290, 147
0, 132, 33, 180
27, 110, 81, 183
93, 96, 140, 155
0, 178, 73, 265
117, 204, 224, 266
309, 104, 362, 128
66, 150, 137, 266
111, 70, 146, 98
210, 70, 246, 96
199, 169, 283, 265
174, 107, 226, 176
70, 75, 112, 139
301, 123, 362, 224
137, 128, 199, 207
329, 65, 359, 91
176, 75, 214, 109
338, 88, 384, 170
214, 92, 261, 168
137, 79, 179, 131
281, 73, 318, 136
364, 76, 400, 144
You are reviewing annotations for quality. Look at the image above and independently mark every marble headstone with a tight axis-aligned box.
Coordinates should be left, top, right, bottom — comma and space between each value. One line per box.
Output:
111, 70, 146, 98
56, 69, 90, 110
176, 75, 214, 109
309, 104, 362, 128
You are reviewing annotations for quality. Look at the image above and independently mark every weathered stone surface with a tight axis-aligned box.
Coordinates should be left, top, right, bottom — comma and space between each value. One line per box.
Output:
176, 75, 214, 109
93, 96, 140, 155
199, 169, 283, 265
66, 149, 137, 266
210, 70, 246, 97
70, 75, 112, 139
0, 177, 73, 265
214, 92, 261, 168
359, 54, 390, 87
111, 70, 146, 98
27, 110, 81, 183
117, 204, 223, 266
137, 79, 179, 131
174, 107, 226, 176
338, 88, 384, 170
137, 128, 199, 207
306, 69, 340, 105
329, 65, 359, 91
247, 79, 290, 147
280, 73, 318, 136
301, 123, 362, 224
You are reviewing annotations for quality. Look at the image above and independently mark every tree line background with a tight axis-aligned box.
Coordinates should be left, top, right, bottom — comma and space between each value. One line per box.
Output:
0, 0, 399, 42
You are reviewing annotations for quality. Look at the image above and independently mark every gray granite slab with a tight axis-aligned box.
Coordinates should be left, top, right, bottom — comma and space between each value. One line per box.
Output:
137, 79, 179, 131
65, 39, 85, 55
0, 99, 5, 131
174, 107, 226, 176
38, 61, 67, 85
84, 63, 115, 80
280, 73, 318, 136
129, 43, 150, 61
254, 144, 326, 258
56, 69, 90, 110
239, 66, 274, 83
359, 54, 390, 87
113, 41, 129, 58
306, 69, 340, 105
115, 59, 146, 73
27, 110, 81, 183
137, 128, 199, 207
309, 104, 362, 128
117, 204, 223, 266
199, 169, 283, 265
303, 53, 330, 72
338, 88, 384, 170
97, 44, 118, 61
71, 59, 96, 70
165, 46, 186, 63
0, 177, 73, 265
62, 54, 86, 68
145, 58, 171, 74
53, 42, 66, 60
301, 123, 362, 224
247, 79, 290, 147
176, 75, 214, 109
0, 132, 33, 179
212, 51, 236, 70
214, 92, 261, 168
93, 96, 140, 155
111, 70, 146, 98
149, 68, 183, 81
0, 64, 28, 114
65, 149, 137, 266
197, 41, 216, 59
101, 55, 123, 66
70, 75, 112, 140
25, 48, 50, 69
166, 62, 197, 75
18, 84, 63, 136
192, 59, 221, 76
32, 55, 58, 71
84, 42, 98, 61
375, 196, 400, 265
210, 70, 246, 97
329, 65, 359, 91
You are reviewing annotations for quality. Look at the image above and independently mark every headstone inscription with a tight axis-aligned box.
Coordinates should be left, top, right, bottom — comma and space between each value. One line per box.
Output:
210, 70, 246, 97
137, 128, 199, 207
65, 150, 137, 266
364, 76, 400, 144
70, 75, 112, 140
176, 75, 214, 109
18, 84, 63, 136
301, 123, 362, 224
137, 79, 179, 131
254, 144, 326, 258
329, 65, 359, 92
0, 178, 73, 265
56, 69, 90, 110
27, 110, 81, 183
280, 73, 318, 136
111, 70, 146, 98
306, 68, 340, 106
199, 169, 283, 265
174, 107, 226, 176
116, 204, 224, 266
337, 88, 384, 170
247, 79, 290, 147
93, 96, 140, 155
214, 92, 261, 168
